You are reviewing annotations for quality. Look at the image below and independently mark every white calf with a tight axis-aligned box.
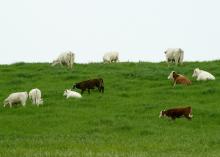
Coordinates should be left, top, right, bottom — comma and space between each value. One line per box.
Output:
4, 92, 28, 108
192, 68, 215, 81
63, 89, 82, 99
103, 52, 119, 63
29, 88, 43, 106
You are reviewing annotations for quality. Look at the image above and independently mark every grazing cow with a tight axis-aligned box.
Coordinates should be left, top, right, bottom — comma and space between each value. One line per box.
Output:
63, 89, 82, 99
103, 52, 119, 63
4, 92, 28, 108
168, 71, 191, 87
72, 78, 104, 94
159, 106, 193, 120
192, 68, 215, 81
29, 88, 43, 106
52, 51, 75, 68
164, 48, 184, 65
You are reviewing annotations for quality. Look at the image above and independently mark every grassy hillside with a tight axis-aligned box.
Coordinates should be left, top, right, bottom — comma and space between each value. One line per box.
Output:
0, 61, 220, 157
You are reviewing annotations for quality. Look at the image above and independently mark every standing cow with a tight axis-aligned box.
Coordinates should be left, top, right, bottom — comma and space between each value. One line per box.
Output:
103, 52, 119, 63
72, 78, 104, 94
29, 88, 43, 106
4, 92, 28, 108
159, 106, 193, 120
52, 51, 75, 69
164, 48, 184, 65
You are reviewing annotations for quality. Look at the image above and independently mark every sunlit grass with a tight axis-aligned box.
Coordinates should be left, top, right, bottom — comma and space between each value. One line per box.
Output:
0, 61, 220, 157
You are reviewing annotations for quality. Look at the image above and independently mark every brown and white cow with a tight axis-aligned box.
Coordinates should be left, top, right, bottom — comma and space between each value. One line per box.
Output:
168, 71, 191, 87
159, 106, 193, 120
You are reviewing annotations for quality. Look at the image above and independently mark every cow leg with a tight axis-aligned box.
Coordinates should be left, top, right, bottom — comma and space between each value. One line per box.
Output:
22, 102, 26, 107
81, 89, 85, 95
37, 99, 40, 106
173, 81, 176, 88
3, 103, 7, 107
88, 89, 90, 94
171, 116, 176, 120
9, 103, 12, 108
98, 85, 102, 93
166, 60, 170, 67
174, 57, 178, 66
35, 100, 39, 106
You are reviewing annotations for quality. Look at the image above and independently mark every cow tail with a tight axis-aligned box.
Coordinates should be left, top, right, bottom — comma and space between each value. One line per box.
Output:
101, 78, 104, 86
180, 49, 184, 64
35, 90, 38, 104
70, 53, 74, 68
99, 78, 104, 93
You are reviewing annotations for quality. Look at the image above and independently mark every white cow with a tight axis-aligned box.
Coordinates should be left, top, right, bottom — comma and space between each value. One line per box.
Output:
4, 92, 28, 108
52, 51, 75, 68
29, 88, 43, 106
63, 89, 82, 99
192, 68, 215, 81
103, 52, 119, 63
164, 48, 184, 65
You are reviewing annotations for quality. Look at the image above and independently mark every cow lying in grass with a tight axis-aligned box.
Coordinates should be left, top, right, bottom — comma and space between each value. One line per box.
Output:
192, 68, 215, 81
72, 78, 104, 94
159, 106, 193, 120
168, 71, 191, 87
64, 89, 82, 99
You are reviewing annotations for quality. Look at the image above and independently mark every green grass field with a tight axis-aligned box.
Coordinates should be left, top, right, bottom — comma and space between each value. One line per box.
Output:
0, 61, 220, 157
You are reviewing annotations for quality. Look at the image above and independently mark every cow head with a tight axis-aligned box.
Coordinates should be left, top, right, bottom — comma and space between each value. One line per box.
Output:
51, 60, 58, 66
172, 71, 179, 79
159, 110, 166, 118
24, 92, 28, 98
63, 89, 68, 96
72, 84, 76, 89
192, 68, 200, 77
3, 99, 8, 107
39, 99, 44, 105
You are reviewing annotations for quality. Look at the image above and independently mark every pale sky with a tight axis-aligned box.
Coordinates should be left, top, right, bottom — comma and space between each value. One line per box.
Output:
0, 0, 220, 64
